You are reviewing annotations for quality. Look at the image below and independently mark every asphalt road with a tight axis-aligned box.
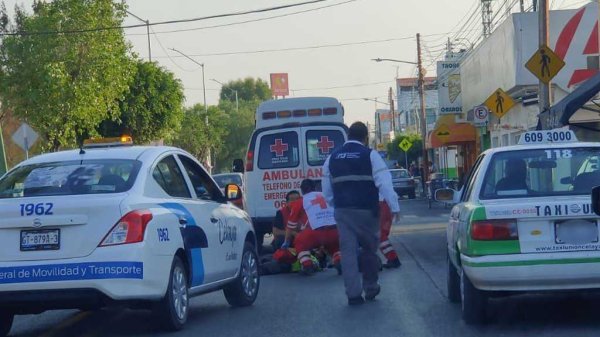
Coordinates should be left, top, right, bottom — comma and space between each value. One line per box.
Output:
9, 199, 600, 337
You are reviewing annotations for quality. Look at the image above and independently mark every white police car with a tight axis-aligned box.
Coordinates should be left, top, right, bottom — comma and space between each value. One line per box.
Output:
0, 138, 259, 335
437, 129, 600, 324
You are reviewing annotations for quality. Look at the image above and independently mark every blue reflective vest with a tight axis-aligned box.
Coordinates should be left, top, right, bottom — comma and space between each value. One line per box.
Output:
328, 142, 379, 214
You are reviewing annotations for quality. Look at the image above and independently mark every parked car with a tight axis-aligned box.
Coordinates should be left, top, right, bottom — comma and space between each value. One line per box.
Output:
389, 169, 416, 199
212, 173, 244, 192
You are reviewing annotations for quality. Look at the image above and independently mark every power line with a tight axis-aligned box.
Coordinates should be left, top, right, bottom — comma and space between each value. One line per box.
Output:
151, 36, 414, 58
293, 80, 394, 91
425, 0, 481, 42
150, 26, 200, 72
1, 0, 341, 36
128, 0, 359, 36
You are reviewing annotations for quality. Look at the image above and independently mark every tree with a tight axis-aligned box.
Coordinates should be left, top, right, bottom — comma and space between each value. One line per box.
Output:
212, 77, 271, 172
387, 133, 423, 167
220, 77, 271, 102
99, 60, 184, 144
0, 0, 134, 150
171, 104, 227, 167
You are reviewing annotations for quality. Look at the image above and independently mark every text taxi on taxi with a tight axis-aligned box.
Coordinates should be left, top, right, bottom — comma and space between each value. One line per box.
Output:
436, 129, 600, 325
0, 137, 259, 336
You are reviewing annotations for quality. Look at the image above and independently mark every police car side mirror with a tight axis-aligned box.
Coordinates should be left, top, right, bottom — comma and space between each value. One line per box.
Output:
435, 188, 460, 204
232, 159, 244, 173
592, 186, 600, 216
226, 183, 243, 201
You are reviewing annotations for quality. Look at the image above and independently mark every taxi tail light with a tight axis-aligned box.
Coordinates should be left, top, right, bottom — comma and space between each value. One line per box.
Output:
245, 150, 254, 172
99, 210, 153, 247
471, 219, 518, 241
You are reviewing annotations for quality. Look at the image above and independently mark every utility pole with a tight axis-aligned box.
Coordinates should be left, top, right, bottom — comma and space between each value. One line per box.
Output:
389, 87, 396, 133
126, 10, 151, 61
481, 0, 493, 38
520, 0, 525, 12
169, 48, 211, 172
538, 0, 552, 129
417, 33, 429, 185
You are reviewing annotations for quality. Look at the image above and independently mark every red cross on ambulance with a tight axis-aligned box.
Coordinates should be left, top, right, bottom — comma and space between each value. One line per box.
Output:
270, 138, 289, 157
316, 136, 334, 153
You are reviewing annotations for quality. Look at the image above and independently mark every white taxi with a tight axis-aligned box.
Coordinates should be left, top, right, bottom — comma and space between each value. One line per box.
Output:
438, 129, 600, 324
0, 138, 259, 335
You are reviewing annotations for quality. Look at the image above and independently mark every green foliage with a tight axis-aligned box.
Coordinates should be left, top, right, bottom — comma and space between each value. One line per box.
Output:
214, 99, 258, 172
387, 133, 423, 166
220, 77, 271, 102
99, 60, 184, 144
171, 104, 227, 166
0, 0, 134, 150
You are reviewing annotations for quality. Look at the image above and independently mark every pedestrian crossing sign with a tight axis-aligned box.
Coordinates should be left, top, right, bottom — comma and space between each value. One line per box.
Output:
399, 138, 413, 152
484, 88, 515, 119
525, 45, 565, 84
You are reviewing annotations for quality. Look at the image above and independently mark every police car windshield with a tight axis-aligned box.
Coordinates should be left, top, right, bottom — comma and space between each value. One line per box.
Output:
0, 159, 141, 198
390, 169, 410, 178
480, 147, 600, 200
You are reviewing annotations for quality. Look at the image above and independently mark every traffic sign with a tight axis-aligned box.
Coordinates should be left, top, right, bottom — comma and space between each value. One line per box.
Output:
525, 45, 565, 84
434, 124, 451, 142
484, 88, 515, 119
473, 105, 489, 126
11, 123, 38, 153
398, 138, 413, 152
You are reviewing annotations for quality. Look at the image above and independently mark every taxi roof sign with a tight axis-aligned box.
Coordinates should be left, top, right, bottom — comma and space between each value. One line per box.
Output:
518, 130, 578, 145
83, 136, 133, 148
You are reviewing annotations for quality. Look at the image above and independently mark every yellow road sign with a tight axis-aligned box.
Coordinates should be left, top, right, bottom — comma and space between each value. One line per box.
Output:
399, 138, 413, 152
484, 88, 515, 119
525, 45, 565, 84
434, 124, 451, 142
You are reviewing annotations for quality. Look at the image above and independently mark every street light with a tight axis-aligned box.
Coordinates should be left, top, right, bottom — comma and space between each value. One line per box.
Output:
363, 98, 390, 106
373, 45, 428, 183
126, 10, 151, 61
211, 79, 239, 113
168, 48, 211, 172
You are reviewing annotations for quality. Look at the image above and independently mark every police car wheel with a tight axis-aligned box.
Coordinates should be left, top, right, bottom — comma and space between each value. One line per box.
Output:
460, 269, 487, 325
447, 254, 461, 303
0, 311, 13, 337
224, 242, 260, 307
157, 256, 189, 331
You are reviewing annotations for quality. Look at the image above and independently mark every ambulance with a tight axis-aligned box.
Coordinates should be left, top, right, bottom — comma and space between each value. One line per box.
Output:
233, 97, 347, 246
436, 129, 600, 325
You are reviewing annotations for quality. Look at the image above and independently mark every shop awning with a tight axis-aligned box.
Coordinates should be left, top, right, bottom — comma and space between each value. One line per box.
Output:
426, 115, 476, 149
540, 71, 600, 127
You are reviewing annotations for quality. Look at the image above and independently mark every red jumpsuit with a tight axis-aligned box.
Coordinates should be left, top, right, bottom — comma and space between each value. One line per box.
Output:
379, 201, 399, 262
287, 193, 341, 269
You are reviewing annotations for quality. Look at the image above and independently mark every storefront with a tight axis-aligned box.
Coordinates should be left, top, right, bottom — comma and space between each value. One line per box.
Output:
426, 115, 477, 183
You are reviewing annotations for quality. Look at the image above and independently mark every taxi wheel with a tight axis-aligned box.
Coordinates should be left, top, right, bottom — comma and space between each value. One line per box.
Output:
0, 311, 13, 337
224, 242, 260, 307
157, 256, 189, 331
460, 269, 487, 325
447, 255, 461, 303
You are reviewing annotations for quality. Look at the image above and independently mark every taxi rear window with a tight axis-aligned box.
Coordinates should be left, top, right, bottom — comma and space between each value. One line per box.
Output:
0, 159, 141, 198
480, 147, 600, 199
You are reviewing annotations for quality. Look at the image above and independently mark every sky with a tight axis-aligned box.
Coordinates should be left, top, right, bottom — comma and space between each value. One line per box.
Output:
3, 0, 592, 125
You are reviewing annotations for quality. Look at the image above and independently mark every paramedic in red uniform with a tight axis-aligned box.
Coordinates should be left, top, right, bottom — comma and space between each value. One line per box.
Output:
379, 197, 401, 268
283, 179, 341, 275
271, 190, 301, 250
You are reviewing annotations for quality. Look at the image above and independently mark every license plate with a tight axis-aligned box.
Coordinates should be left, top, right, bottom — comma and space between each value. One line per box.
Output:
555, 220, 598, 245
20, 229, 60, 251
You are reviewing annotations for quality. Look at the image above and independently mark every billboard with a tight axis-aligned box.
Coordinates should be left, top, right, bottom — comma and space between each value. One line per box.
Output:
437, 61, 462, 115
270, 73, 289, 96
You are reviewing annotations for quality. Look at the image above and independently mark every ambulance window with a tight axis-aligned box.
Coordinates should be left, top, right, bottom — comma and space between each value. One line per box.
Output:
258, 131, 300, 169
152, 155, 191, 198
306, 130, 345, 166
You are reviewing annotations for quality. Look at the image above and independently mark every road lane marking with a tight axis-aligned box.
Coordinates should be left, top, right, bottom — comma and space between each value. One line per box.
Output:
392, 223, 446, 234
